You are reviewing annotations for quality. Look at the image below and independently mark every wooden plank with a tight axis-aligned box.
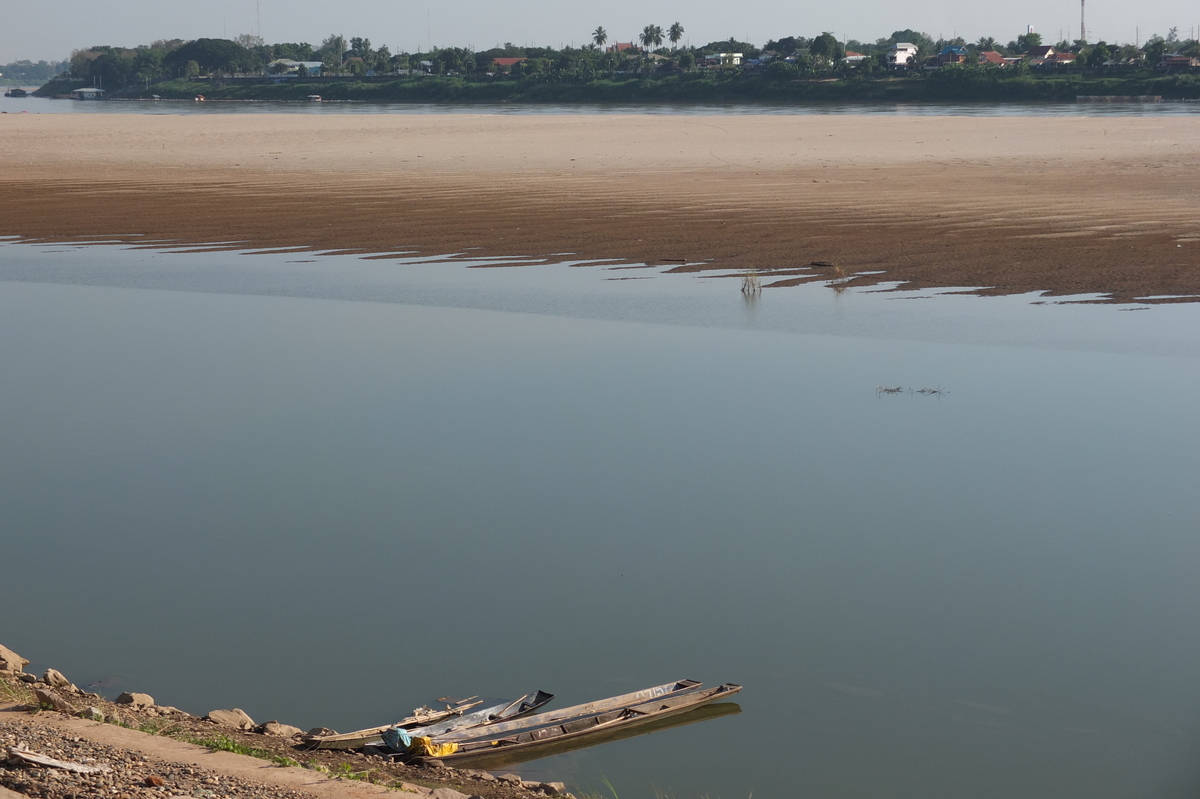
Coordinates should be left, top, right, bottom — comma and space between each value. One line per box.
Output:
7, 746, 112, 774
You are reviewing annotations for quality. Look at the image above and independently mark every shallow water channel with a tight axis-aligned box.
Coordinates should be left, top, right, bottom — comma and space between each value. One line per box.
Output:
1, 240, 1198, 798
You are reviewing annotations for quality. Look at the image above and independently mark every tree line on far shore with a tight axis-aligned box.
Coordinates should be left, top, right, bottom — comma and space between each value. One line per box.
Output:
1, 58, 69, 84
55, 25, 1200, 92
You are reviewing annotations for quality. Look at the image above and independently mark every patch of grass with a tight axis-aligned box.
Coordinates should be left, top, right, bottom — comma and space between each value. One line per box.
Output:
136, 718, 186, 737
740, 270, 761, 294
182, 733, 301, 768
577, 775, 620, 799
330, 760, 379, 782
0, 677, 36, 706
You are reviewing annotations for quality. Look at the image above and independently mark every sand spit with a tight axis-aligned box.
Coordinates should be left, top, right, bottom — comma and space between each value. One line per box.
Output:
1, 113, 1198, 302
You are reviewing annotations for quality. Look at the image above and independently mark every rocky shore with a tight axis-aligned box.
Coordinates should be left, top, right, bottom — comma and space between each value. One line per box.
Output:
0, 645, 574, 799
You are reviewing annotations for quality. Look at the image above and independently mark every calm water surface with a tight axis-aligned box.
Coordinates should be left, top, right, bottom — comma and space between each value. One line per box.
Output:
0, 241, 1197, 798
4, 93, 1200, 116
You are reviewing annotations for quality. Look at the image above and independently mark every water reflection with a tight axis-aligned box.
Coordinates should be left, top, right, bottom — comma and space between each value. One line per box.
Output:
4, 94, 1200, 117
445, 703, 743, 771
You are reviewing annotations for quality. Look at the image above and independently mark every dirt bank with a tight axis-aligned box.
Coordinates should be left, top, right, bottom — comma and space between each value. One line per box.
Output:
1, 661, 569, 799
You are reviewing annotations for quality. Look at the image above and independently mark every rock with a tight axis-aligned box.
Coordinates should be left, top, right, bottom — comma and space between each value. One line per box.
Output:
144, 776, 166, 787
206, 708, 255, 729
306, 726, 337, 737
78, 706, 105, 722
540, 783, 567, 795
428, 789, 470, 799
496, 773, 523, 785
521, 781, 543, 790
43, 668, 72, 689
399, 785, 433, 796
0, 644, 29, 673
460, 769, 496, 781
33, 688, 75, 713
115, 692, 155, 708
258, 721, 303, 737
18, 673, 37, 683
157, 706, 188, 717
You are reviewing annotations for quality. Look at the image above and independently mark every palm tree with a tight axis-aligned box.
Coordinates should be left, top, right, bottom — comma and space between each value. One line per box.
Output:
668, 22, 684, 49
593, 26, 608, 50
977, 35, 997, 51
640, 24, 664, 52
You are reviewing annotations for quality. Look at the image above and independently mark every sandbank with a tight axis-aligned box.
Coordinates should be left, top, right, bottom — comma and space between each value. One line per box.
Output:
1, 112, 1198, 301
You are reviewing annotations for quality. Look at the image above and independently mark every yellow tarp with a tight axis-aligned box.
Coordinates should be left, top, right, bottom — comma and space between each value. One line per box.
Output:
407, 736, 460, 758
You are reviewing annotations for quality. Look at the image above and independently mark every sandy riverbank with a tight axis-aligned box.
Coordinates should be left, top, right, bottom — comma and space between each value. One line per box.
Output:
1, 113, 1198, 301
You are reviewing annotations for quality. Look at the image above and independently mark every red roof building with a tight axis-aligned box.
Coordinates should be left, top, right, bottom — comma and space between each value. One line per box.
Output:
491, 57, 527, 71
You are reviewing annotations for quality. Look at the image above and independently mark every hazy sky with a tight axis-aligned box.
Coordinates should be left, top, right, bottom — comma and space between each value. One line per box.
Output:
4, 0, 1198, 63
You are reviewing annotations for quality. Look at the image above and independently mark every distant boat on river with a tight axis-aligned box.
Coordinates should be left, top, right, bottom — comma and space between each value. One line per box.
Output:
4, 88, 29, 97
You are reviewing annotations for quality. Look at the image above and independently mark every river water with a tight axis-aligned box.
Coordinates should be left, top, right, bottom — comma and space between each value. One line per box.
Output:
4, 93, 1200, 116
0, 239, 1198, 798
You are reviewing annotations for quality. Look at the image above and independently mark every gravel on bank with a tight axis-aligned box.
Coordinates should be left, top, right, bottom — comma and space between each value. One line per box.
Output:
0, 646, 575, 799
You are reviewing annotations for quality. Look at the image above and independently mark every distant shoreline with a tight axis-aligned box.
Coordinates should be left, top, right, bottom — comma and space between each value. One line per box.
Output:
2, 113, 1198, 303
36, 71, 1200, 104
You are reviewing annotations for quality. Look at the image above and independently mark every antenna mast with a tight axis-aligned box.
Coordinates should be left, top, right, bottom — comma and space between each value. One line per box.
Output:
1081, 0, 1086, 42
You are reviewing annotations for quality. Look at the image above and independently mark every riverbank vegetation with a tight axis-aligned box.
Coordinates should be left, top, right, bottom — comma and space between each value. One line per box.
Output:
33, 26, 1200, 103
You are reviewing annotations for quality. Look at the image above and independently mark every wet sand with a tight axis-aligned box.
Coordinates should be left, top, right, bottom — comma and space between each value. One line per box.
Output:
1, 113, 1198, 301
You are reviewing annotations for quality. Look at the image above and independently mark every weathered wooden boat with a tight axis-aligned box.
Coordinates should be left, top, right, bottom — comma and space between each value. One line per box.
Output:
302, 697, 483, 749
399, 691, 554, 739
432, 700, 741, 770
302, 690, 553, 750
424, 679, 704, 745
399, 681, 741, 765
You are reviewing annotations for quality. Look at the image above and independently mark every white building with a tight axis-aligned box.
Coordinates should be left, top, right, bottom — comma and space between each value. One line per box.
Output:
268, 59, 326, 75
887, 43, 920, 68
702, 52, 743, 67
70, 87, 105, 99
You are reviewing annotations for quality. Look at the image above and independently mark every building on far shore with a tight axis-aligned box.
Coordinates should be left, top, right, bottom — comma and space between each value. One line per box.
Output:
887, 43, 919, 68
267, 59, 326, 76
491, 57, 527, 73
702, 52, 743, 68
935, 45, 971, 67
70, 87, 105, 99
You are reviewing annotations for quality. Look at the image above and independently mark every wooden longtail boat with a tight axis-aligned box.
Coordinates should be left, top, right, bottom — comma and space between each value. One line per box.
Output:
302, 691, 554, 750
428, 679, 704, 744
402, 681, 741, 766
403, 691, 555, 738
302, 697, 483, 750
432, 701, 742, 770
